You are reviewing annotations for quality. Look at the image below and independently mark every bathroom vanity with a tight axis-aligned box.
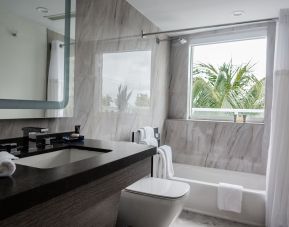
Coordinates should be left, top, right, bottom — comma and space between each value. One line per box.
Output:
0, 139, 156, 227
0, 0, 158, 225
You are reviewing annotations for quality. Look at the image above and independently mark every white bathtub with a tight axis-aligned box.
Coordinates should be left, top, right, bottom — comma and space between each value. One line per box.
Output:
172, 163, 266, 226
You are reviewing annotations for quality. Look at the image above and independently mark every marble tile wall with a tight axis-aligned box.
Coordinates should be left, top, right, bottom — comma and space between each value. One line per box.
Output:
0, 0, 170, 142
164, 119, 266, 174
166, 24, 276, 175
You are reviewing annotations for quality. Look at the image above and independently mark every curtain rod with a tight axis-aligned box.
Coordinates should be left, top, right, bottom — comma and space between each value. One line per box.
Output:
142, 17, 278, 37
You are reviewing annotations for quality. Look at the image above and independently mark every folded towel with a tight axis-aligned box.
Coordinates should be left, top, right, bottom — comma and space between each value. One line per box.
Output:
143, 126, 155, 139
158, 145, 174, 179
139, 138, 158, 147
138, 126, 158, 147
217, 183, 243, 213
0, 152, 18, 177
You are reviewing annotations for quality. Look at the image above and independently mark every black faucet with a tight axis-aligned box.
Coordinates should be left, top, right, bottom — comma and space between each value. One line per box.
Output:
22, 127, 49, 137
22, 127, 49, 149
0, 143, 17, 152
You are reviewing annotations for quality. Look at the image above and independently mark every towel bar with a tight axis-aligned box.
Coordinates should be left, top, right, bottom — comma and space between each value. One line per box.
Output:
131, 127, 160, 177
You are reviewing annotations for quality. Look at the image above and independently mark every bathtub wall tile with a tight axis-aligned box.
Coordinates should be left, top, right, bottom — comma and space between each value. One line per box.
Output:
166, 24, 275, 175
164, 119, 265, 174
168, 42, 190, 119
0, 0, 170, 142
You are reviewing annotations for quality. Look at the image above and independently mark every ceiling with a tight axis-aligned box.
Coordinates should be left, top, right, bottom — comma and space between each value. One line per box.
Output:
127, 0, 289, 31
0, 0, 76, 37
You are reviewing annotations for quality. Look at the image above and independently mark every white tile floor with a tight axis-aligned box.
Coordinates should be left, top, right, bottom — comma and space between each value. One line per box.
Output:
171, 210, 259, 227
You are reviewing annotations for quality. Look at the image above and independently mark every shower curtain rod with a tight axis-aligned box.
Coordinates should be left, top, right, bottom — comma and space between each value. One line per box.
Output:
141, 17, 278, 37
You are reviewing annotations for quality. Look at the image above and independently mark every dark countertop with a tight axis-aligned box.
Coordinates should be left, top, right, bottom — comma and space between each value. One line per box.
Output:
0, 139, 156, 220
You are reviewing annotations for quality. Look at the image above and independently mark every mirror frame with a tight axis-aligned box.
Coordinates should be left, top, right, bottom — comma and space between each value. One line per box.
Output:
0, 0, 71, 109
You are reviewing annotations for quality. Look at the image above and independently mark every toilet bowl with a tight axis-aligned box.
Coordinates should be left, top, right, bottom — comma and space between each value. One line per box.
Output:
117, 177, 190, 227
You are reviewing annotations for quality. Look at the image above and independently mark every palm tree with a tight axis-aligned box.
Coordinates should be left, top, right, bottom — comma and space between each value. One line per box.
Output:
192, 61, 265, 109
115, 85, 132, 112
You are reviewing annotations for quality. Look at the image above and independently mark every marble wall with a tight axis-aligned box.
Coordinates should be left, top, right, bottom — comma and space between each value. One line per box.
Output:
167, 23, 276, 174
0, 0, 170, 142
164, 119, 266, 174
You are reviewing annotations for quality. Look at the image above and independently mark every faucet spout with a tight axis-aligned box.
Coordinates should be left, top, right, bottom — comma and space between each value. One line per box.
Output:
22, 127, 49, 137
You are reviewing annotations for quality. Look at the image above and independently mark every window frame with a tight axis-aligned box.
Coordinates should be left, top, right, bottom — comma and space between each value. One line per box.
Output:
188, 26, 271, 123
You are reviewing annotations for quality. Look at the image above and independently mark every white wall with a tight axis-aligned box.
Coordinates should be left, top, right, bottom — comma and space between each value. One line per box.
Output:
0, 10, 47, 101
0, 10, 48, 118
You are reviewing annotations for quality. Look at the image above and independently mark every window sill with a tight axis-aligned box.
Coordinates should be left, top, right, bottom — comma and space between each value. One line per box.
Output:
167, 118, 264, 125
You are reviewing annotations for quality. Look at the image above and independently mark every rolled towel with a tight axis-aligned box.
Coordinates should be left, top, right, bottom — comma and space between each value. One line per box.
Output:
0, 151, 18, 177
158, 145, 174, 179
0, 160, 16, 177
217, 182, 243, 213
0, 151, 18, 160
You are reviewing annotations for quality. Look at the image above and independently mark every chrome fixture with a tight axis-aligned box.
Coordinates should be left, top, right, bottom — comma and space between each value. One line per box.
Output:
22, 127, 49, 138
155, 37, 187, 45
0, 143, 17, 153
142, 17, 278, 38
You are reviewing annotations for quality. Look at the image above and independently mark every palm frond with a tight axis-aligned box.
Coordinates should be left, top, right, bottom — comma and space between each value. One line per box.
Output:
191, 60, 265, 110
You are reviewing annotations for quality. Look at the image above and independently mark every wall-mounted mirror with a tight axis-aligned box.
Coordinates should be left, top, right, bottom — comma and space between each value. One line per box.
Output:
102, 51, 152, 113
0, 0, 75, 119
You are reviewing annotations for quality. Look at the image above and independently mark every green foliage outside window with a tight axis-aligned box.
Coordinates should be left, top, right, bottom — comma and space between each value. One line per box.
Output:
192, 61, 265, 110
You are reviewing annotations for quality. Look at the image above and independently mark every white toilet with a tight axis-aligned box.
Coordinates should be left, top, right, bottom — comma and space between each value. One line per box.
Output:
118, 177, 190, 227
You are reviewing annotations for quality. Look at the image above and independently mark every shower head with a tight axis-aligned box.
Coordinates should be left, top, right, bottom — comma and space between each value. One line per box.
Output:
155, 37, 188, 45
177, 37, 187, 44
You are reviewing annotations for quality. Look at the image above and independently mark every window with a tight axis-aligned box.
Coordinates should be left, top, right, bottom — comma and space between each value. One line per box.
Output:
102, 51, 151, 113
189, 30, 268, 122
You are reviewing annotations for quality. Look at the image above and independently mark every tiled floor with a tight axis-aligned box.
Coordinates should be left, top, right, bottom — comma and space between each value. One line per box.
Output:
171, 210, 258, 227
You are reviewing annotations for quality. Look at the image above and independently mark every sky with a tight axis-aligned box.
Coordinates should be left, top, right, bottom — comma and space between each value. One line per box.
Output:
192, 38, 267, 79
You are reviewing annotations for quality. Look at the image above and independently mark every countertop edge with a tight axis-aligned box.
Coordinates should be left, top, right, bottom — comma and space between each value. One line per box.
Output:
0, 141, 156, 220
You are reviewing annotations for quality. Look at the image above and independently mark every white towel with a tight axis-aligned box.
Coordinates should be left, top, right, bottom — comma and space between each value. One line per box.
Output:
158, 145, 174, 179
139, 138, 158, 147
139, 126, 158, 147
155, 148, 167, 179
0, 152, 18, 177
217, 183, 243, 213
143, 126, 155, 139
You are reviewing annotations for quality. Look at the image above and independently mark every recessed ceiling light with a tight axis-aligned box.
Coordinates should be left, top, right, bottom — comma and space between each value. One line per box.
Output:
36, 7, 49, 14
233, 10, 245, 17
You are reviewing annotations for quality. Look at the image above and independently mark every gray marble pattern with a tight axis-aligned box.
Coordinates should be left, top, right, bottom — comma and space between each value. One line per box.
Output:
171, 211, 259, 227
0, 0, 170, 143
164, 119, 266, 174
0, 0, 272, 177
167, 24, 276, 175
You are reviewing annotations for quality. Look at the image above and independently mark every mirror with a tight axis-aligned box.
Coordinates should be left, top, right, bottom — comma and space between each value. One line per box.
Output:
102, 51, 152, 113
0, 0, 75, 119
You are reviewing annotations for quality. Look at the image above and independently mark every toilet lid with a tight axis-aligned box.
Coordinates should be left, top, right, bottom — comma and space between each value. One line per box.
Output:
125, 177, 190, 199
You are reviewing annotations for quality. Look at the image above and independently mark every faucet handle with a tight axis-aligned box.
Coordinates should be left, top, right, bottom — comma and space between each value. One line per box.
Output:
22, 127, 49, 137
0, 143, 18, 152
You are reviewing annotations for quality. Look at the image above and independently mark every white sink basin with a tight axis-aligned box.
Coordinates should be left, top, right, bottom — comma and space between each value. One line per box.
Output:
14, 149, 104, 169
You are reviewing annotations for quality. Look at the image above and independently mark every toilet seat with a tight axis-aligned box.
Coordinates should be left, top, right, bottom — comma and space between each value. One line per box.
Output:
125, 177, 190, 199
